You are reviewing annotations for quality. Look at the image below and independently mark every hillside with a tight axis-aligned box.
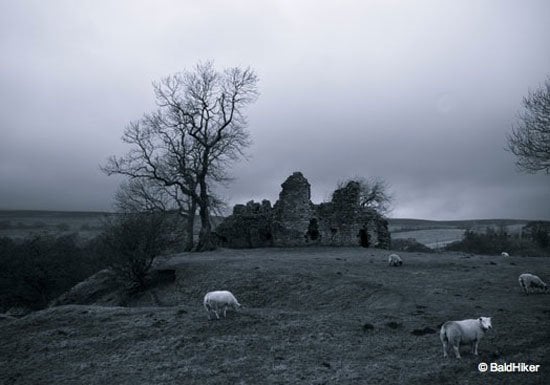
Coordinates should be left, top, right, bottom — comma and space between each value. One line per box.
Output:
1, 248, 549, 385
388, 218, 532, 231
388, 218, 536, 249
0, 210, 225, 241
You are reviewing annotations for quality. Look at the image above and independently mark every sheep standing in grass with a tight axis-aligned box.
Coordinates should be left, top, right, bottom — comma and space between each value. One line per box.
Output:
203, 290, 241, 320
440, 317, 492, 359
518, 273, 548, 295
501, 252, 509, 257
388, 254, 403, 267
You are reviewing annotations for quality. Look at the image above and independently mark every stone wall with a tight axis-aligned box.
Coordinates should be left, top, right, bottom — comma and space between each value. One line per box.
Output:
215, 172, 390, 249
214, 200, 273, 248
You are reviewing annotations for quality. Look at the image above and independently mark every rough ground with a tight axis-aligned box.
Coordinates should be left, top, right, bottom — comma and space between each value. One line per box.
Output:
1, 248, 549, 385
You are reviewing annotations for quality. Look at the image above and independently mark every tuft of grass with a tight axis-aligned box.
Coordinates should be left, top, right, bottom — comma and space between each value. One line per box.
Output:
385, 321, 403, 329
411, 327, 436, 336
362, 322, 375, 331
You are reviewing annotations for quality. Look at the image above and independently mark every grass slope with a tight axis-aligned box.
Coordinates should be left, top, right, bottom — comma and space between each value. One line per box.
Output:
1, 248, 549, 385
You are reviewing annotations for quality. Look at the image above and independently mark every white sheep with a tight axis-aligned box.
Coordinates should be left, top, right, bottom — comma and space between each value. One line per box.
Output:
518, 273, 548, 295
440, 317, 492, 359
501, 252, 509, 257
203, 290, 241, 320
388, 253, 403, 266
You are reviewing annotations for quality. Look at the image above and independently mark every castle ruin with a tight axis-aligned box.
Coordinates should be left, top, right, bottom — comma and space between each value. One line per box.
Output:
215, 172, 391, 249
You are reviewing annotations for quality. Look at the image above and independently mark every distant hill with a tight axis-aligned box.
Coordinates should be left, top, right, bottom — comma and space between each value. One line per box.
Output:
388, 218, 533, 232
387, 218, 540, 249
0, 210, 112, 218
0, 210, 225, 240
0, 210, 111, 240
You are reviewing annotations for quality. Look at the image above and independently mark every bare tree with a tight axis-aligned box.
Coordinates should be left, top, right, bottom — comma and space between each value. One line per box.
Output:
338, 177, 393, 216
506, 77, 550, 174
114, 179, 196, 251
102, 112, 201, 250
103, 62, 259, 251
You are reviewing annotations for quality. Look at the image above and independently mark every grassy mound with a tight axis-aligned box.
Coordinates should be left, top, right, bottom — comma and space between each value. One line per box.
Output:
1, 247, 549, 384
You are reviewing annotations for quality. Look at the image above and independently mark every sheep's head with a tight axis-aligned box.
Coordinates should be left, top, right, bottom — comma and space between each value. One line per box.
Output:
530, 280, 548, 291
479, 317, 492, 331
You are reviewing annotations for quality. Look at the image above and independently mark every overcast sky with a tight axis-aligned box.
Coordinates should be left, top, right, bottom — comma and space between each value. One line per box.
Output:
1, 0, 549, 220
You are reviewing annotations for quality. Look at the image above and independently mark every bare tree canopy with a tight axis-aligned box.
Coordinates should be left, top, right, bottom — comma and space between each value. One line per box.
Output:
114, 179, 180, 214
337, 177, 393, 216
102, 62, 259, 251
506, 77, 550, 174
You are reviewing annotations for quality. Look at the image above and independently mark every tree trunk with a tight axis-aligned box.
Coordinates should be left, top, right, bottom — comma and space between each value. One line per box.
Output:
196, 203, 215, 251
183, 200, 196, 251
195, 179, 216, 251
194, 161, 216, 251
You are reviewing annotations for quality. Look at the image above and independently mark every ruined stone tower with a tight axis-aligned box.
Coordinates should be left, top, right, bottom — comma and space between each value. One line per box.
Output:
271, 172, 314, 246
214, 172, 390, 249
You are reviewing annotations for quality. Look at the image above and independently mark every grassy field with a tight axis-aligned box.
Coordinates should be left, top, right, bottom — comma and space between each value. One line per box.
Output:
1, 247, 549, 385
391, 228, 466, 249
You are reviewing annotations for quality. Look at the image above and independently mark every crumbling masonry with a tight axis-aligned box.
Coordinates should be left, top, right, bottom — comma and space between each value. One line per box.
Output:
215, 172, 390, 249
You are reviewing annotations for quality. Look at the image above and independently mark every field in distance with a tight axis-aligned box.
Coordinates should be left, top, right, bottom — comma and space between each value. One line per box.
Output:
0, 210, 109, 241
1, 247, 548, 384
388, 218, 531, 249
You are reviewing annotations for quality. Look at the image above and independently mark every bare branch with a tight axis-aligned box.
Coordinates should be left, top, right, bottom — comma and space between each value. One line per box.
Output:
506, 77, 550, 174
337, 177, 394, 216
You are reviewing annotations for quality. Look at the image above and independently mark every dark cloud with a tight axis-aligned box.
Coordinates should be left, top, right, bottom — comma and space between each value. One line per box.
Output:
1, 0, 549, 219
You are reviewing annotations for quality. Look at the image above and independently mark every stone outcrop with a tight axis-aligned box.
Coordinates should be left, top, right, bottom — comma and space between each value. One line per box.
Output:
215, 172, 390, 249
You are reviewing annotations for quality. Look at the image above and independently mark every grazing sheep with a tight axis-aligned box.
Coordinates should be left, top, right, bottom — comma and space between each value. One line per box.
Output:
501, 252, 509, 257
203, 290, 241, 320
388, 253, 403, 267
440, 317, 492, 359
518, 273, 548, 295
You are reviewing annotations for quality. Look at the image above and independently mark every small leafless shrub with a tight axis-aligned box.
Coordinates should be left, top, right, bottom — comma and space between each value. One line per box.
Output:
96, 212, 182, 292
